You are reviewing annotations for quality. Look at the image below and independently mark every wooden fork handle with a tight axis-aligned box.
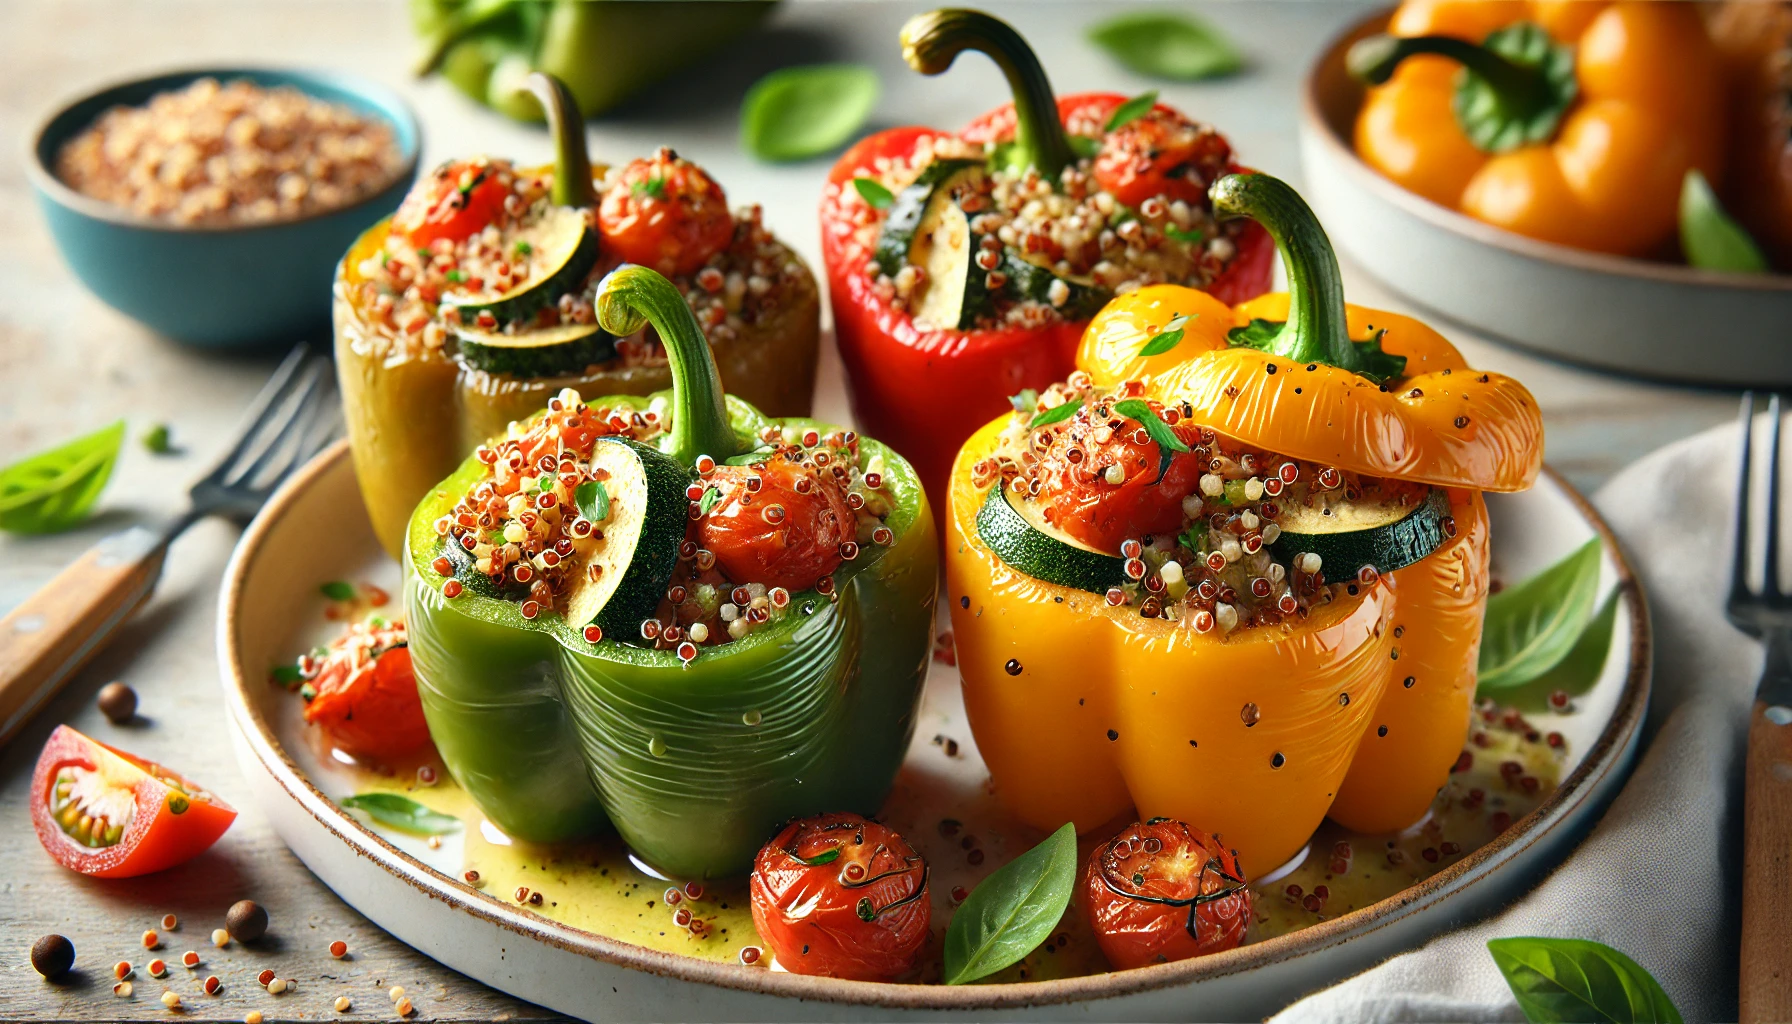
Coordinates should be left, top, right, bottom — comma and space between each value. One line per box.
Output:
0, 527, 168, 748
1742, 696, 1792, 1023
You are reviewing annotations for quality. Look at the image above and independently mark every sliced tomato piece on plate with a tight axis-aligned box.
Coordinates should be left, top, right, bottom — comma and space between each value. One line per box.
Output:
30, 725, 236, 878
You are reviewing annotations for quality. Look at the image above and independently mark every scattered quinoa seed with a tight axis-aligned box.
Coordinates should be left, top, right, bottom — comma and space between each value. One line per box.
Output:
211, 928, 230, 948
329, 939, 348, 958
160, 913, 178, 931
257, 969, 275, 987
115, 960, 133, 980
335, 996, 352, 1012
245, 1013, 264, 1024
181, 950, 200, 968
397, 997, 416, 1017
114, 980, 133, 997
204, 975, 222, 995
142, 929, 160, 949
161, 990, 181, 1010
389, 985, 406, 1001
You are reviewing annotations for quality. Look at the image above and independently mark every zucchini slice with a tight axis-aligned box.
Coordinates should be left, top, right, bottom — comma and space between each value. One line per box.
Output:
874, 159, 983, 277
976, 482, 1127, 594
454, 321, 617, 378
440, 530, 529, 601
562, 436, 688, 637
442, 205, 600, 328
1270, 487, 1452, 579
1002, 250, 1111, 322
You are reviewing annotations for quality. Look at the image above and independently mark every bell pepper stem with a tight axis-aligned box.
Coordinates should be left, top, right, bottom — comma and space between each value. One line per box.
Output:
413, 0, 515, 77
524, 72, 598, 208
1209, 173, 1357, 371
595, 265, 740, 466
900, 8, 1074, 180
1347, 33, 1553, 120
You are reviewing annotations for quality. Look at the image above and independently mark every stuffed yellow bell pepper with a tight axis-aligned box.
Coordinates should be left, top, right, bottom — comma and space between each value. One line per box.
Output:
945, 171, 1543, 874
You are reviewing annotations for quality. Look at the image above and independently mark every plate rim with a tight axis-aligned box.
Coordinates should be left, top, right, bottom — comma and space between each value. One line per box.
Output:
217, 438, 1651, 1011
1299, 8, 1792, 295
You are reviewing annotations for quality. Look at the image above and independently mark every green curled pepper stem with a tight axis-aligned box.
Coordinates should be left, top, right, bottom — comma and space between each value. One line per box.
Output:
1346, 30, 1573, 150
525, 71, 597, 208
900, 8, 1074, 181
412, 0, 514, 78
594, 265, 740, 466
1209, 172, 1357, 371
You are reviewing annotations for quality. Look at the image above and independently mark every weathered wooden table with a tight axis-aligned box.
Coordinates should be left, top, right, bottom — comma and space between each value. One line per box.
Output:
0, 1, 1737, 1020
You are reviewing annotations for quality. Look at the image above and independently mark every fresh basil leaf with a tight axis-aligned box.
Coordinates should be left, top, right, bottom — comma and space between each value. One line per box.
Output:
142, 423, 174, 455
852, 177, 895, 210
630, 176, 667, 200
1112, 400, 1191, 454
790, 847, 840, 867
1680, 170, 1766, 273
1478, 539, 1602, 691
1488, 937, 1683, 1024
1104, 90, 1159, 133
340, 793, 461, 836
1068, 135, 1102, 159
741, 64, 880, 162
1029, 398, 1083, 429
1227, 320, 1406, 384
943, 822, 1077, 985
1139, 314, 1191, 356
0, 419, 125, 534
697, 486, 721, 517
1088, 12, 1243, 82
320, 581, 357, 602
1163, 224, 1205, 244
575, 480, 610, 523
725, 445, 777, 467
1179, 522, 1208, 552
1488, 590, 1618, 704
270, 663, 305, 687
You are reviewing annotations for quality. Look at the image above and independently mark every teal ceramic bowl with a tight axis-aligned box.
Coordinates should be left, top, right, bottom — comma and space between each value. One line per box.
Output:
28, 68, 421, 350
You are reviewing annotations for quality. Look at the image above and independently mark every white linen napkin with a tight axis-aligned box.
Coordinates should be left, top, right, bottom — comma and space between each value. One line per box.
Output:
1273, 419, 1751, 1023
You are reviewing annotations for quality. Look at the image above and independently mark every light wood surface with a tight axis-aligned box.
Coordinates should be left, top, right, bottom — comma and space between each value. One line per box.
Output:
0, 1, 1742, 1021
1741, 699, 1792, 1023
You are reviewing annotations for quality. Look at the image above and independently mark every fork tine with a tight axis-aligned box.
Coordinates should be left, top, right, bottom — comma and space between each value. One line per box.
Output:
204, 344, 313, 479
224, 357, 331, 488
1769, 394, 1784, 600
247, 372, 339, 491
1732, 391, 1758, 608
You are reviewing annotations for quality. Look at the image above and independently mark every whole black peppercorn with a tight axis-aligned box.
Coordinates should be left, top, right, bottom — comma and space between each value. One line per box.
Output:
97, 682, 136, 724
226, 900, 268, 942
31, 934, 74, 980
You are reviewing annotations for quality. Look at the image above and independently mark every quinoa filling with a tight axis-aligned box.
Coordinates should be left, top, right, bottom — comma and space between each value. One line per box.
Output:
985, 377, 1446, 632
433, 390, 896, 655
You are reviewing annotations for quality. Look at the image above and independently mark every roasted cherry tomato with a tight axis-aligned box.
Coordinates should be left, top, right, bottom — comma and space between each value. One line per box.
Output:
302, 619, 430, 762
749, 812, 930, 981
1036, 398, 1202, 552
1095, 107, 1234, 211
30, 725, 236, 878
698, 458, 854, 593
598, 148, 734, 277
393, 159, 512, 248
1081, 818, 1251, 970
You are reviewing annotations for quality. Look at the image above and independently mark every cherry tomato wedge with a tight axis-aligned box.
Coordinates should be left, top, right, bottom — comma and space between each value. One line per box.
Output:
749, 812, 930, 981
698, 458, 854, 593
1095, 106, 1234, 211
1036, 397, 1201, 552
30, 725, 236, 878
393, 159, 512, 249
1081, 818, 1251, 970
302, 620, 430, 762
598, 148, 734, 277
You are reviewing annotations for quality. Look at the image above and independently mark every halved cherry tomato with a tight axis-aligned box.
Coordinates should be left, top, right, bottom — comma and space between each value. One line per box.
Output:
30, 725, 236, 878
1080, 818, 1251, 970
302, 620, 430, 762
1095, 107, 1235, 211
1037, 397, 1202, 552
698, 457, 854, 592
598, 148, 734, 277
393, 159, 512, 248
749, 812, 930, 981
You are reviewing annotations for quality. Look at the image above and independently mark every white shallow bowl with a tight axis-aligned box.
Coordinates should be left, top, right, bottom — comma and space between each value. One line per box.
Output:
218, 440, 1649, 1021
1300, 10, 1792, 387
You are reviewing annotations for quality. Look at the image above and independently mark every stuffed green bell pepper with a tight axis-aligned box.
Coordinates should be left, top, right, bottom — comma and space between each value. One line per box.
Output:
403, 264, 937, 878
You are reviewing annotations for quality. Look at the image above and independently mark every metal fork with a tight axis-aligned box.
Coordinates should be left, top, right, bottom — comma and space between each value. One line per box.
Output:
0, 344, 338, 747
1726, 391, 1792, 1023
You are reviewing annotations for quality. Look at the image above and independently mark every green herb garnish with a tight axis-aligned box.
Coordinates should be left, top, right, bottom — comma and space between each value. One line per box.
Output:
0, 420, 124, 534
1477, 538, 1602, 691
698, 486, 722, 517
1104, 90, 1159, 133
631, 176, 667, 200
1163, 224, 1205, 244
444, 269, 467, 284
741, 64, 880, 163
852, 177, 895, 210
320, 581, 357, 602
1138, 314, 1191, 356
1488, 937, 1682, 1024
575, 480, 611, 523
789, 847, 841, 867
1228, 319, 1407, 385
942, 822, 1076, 984
1029, 398, 1084, 429
1680, 169, 1766, 273
1088, 12, 1243, 81
270, 663, 305, 688
340, 793, 462, 836
513, 240, 533, 257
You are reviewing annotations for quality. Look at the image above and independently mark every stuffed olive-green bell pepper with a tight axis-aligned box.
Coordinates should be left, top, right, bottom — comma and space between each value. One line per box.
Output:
336, 72, 820, 558
402, 264, 937, 878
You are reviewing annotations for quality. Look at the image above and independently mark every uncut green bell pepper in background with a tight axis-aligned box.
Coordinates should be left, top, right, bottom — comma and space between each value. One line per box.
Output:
403, 264, 938, 878
414, 0, 779, 121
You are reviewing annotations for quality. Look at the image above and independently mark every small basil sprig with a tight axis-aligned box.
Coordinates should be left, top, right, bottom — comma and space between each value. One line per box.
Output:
1486, 590, 1618, 706
1488, 938, 1683, 1024
943, 822, 1077, 985
697, 486, 722, 517
1104, 90, 1158, 133
741, 64, 880, 162
1679, 170, 1766, 273
789, 847, 840, 867
1228, 319, 1406, 384
340, 793, 461, 836
575, 480, 610, 523
1029, 398, 1083, 429
852, 177, 895, 210
1478, 538, 1601, 691
1088, 12, 1243, 82
1139, 314, 1192, 356
1112, 400, 1190, 454
0, 419, 125, 534
1163, 224, 1205, 244
320, 581, 357, 602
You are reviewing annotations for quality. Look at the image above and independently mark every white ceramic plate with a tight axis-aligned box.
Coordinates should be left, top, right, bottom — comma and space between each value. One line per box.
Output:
218, 440, 1648, 1021
1299, 10, 1792, 387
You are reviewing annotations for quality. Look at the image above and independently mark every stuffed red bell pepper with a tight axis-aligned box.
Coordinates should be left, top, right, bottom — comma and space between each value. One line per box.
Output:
821, 7, 1274, 509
